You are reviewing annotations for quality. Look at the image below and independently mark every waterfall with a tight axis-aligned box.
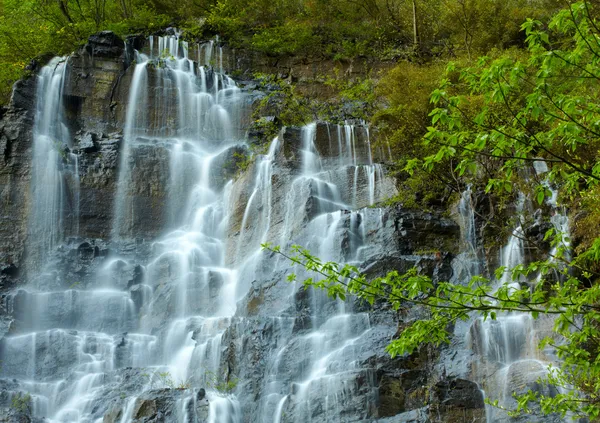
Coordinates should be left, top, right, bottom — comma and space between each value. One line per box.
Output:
3, 33, 398, 423
459, 182, 571, 422
540, 166, 571, 267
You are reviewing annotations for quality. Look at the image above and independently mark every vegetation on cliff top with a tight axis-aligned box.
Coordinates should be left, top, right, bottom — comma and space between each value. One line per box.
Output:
0, 0, 561, 104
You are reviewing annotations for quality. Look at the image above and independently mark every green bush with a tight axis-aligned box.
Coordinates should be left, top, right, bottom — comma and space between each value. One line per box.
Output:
252, 21, 319, 56
10, 393, 31, 413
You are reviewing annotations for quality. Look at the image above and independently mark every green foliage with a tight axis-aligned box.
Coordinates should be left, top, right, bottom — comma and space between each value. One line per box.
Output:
371, 61, 458, 209
232, 150, 252, 174
251, 21, 319, 56
415, 2, 600, 416
204, 369, 238, 393
374, 61, 446, 155
204, 0, 246, 42
438, 0, 562, 57
0, 0, 565, 105
252, 73, 314, 128
264, 234, 600, 418
324, 72, 377, 120
418, 3, 600, 203
382, 168, 450, 211
10, 392, 31, 413
0, 0, 175, 104
572, 185, 600, 259
201, 0, 561, 59
142, 370, 192, 390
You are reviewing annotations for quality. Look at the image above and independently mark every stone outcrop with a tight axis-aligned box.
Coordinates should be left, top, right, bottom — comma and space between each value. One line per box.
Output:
103, 389, 209, 423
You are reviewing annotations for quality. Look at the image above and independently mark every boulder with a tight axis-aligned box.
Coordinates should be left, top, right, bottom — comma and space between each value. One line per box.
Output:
76, 132, 98, 152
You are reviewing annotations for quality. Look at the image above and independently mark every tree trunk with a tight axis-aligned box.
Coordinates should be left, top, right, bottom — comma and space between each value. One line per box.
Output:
120, 0, 129, 18
412, 0, 420, 52
57, 0, 74, 23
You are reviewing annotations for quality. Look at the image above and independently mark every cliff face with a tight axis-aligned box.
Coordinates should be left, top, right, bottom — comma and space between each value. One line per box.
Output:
0, 32, 490, 423
0, 77, 35, 287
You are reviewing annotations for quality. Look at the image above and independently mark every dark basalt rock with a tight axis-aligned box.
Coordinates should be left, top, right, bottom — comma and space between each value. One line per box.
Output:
125, 35, 146, 68
525, 218, 554, 259
8, 77, 36, 112
210, 144, 250, 190
429, 377, 486, 423
394, 208, 460, 255
76, 131, 98, 152
85, 31, 125, 58
0, 73, 36, 277
378, 371, 429, 417
432, 377, 484, 409
0, 409, 33, 423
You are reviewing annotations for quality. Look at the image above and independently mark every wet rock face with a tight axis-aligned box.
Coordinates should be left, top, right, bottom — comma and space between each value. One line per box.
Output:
86, 31, 126, 58
76, 133, 122, 238
227, 204, 462, 422
378, 371, 428, 417
209, 144, 250, 191
0, 32, 127, 280
430, 378, 486, 423
65, 40, 126, 135
0, 409, 36, 423
394, 208, 460, 254
0, 77, 36, 272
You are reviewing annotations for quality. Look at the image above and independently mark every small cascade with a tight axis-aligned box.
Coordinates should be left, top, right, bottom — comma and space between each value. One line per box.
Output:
112, 33, 242, 239
452, 185, 482, 281
299, 123, 345, 215
254, 208, 377, 422
465, 186, 570, 422
336, 122, 386, 208
237, 137, 280, 252
300, 122, 321, 175
113, 34, 245, 422
239, 121, 388, 423
459, 185, 477, 252
535, 160, 571, 267
0, 35, 247, 423
28, 57, 79, 266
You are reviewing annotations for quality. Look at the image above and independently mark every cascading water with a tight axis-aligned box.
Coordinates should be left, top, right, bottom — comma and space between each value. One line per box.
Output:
454, 177, 572, 422
534, 160, 571, 267
234, 121, 389, 423
2, 33, 398, 423
452, 185, 482, 281
28, 56, 79, 266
